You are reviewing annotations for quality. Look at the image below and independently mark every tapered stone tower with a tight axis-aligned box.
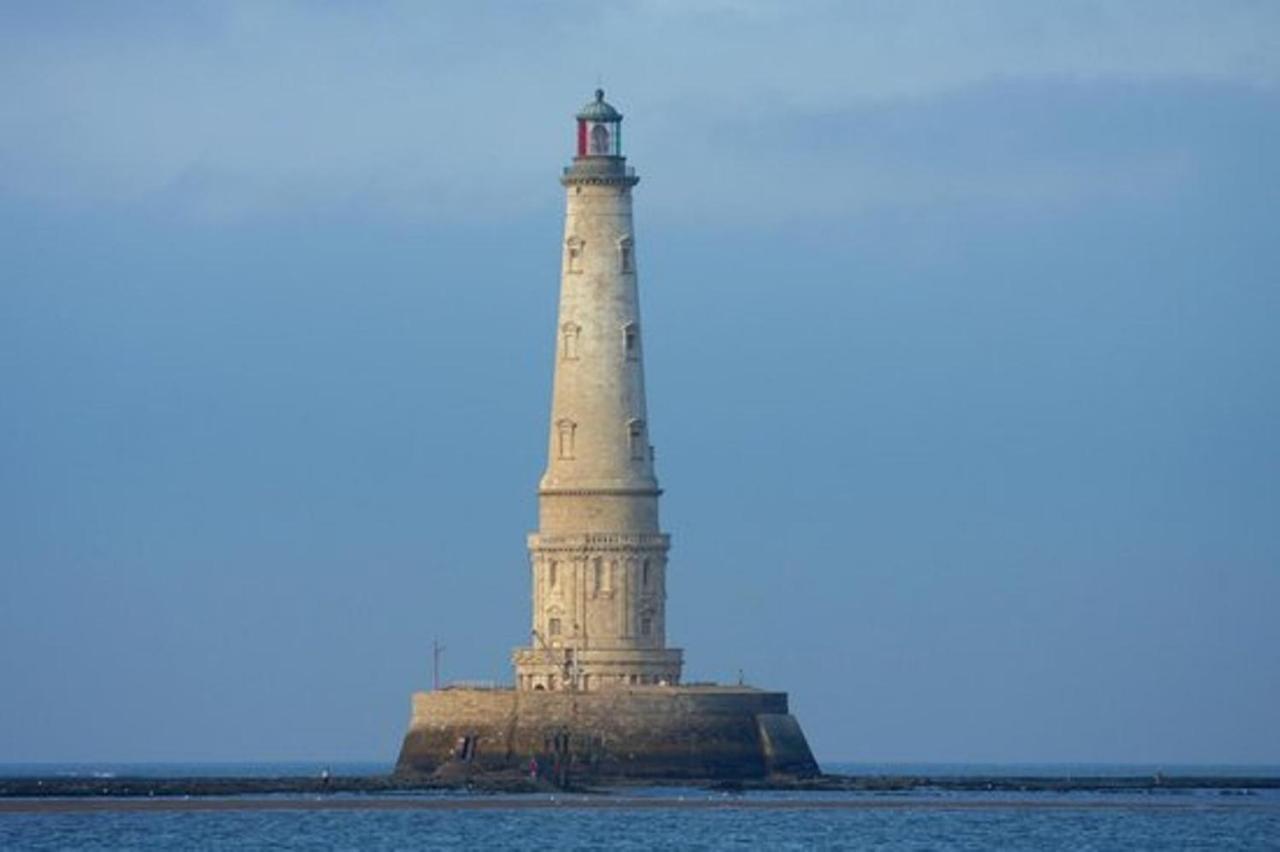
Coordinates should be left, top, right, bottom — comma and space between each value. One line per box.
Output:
512, 90, 682, 692
395, 91, 817, 781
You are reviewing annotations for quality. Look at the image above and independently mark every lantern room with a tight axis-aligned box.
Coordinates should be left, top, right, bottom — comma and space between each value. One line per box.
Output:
576, 89, 623, 157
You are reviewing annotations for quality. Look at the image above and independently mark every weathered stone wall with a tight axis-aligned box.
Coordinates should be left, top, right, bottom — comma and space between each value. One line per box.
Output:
395, 686, 819, 780
514, 147, 682, 691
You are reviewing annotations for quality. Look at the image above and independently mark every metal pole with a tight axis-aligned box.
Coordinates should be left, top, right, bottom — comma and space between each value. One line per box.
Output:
432, 639, 446, 691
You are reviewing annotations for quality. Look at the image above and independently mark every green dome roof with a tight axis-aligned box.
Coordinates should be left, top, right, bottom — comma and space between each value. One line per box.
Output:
577, 89, 622, 122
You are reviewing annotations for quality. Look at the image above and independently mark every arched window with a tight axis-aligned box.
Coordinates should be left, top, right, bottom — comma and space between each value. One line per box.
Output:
549, 560, 558, 587
565, 236, 584, 274
561, 322, 581, 361
556, 418, 577, 460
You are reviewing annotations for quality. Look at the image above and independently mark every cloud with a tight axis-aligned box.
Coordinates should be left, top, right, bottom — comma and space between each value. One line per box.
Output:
0, 1, 1276, 220
650, 76, 1280, 224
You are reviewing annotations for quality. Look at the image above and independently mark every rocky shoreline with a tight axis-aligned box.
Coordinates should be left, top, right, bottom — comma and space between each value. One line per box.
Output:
2, 773, 1276, 799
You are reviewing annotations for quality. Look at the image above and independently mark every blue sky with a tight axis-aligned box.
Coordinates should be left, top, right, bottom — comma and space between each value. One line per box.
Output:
2, 1, 1278, 765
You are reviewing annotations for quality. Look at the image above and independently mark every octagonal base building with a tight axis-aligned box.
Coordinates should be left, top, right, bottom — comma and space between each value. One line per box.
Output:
396, 91, 818, 781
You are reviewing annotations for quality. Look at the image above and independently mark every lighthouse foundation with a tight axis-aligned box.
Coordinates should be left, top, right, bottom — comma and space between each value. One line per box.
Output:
394, 685, 819, 781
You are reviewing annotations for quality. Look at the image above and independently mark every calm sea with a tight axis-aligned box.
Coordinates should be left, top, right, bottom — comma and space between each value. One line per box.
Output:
2, 763, 1278, 850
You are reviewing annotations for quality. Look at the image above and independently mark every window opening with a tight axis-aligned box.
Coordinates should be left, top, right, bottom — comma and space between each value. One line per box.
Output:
557, 419, 577, 460
590, 124, 610, 155
561, 322, 580, 361
565, 236, 584, 274
627, 419, 645, 460
623, 323, 638, 360
619, 236, 634, 274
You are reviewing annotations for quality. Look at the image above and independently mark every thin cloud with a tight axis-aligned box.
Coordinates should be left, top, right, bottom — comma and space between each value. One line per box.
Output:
1, 1, 1276, 219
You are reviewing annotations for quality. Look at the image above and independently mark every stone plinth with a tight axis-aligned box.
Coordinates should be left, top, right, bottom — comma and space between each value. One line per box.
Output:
394, 685, 819, 780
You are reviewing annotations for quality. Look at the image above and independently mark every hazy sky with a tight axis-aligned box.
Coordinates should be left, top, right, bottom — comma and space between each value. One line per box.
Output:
3, 1, 1278, 766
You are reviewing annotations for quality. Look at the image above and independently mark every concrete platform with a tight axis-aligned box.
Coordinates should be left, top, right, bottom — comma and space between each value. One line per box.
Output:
394, 685, 819, 780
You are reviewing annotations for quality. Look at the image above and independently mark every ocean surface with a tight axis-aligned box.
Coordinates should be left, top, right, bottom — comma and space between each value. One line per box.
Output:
2, 763, 1278, 850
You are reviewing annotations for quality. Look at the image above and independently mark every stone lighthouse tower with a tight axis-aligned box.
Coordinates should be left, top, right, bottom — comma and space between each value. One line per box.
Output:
395, 91, 817, 780
513, 90, 683, 691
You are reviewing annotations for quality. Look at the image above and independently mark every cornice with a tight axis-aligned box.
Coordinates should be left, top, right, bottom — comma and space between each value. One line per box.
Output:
528, 532, 670, 553
539, 486, 662, 497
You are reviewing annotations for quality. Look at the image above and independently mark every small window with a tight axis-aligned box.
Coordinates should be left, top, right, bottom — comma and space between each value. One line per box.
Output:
560, 322, 581, 361
549, 617, 561, 636
623, 323, 638, 360
557, 419, 577, 460
618, 236, 634, 274
565, 236, 584, 274
627, 419, 645, 460
549, 560, 558, 587
641, 616, 653, 636
642, 559, 650, 589
593, 557, 603, 595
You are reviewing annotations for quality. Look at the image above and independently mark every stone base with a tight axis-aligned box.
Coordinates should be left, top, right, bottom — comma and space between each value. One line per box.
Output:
394, 685, 819, 780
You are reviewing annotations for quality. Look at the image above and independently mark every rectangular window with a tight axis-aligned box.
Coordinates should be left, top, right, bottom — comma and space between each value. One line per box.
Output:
619, 238, 634, 274
557, 419, 576, 460
628, 419, 645, 460
549, 617, 561, 636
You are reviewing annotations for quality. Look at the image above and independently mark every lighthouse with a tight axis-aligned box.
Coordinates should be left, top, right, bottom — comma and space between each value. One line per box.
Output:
395, 91, 817, 780
513, 90, 682, 692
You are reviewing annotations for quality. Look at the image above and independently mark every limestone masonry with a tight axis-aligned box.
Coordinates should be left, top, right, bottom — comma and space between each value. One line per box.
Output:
396, 91, 817, 780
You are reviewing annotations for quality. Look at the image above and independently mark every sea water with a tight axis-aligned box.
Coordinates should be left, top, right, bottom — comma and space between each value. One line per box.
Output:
2, 764, 1278, 850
